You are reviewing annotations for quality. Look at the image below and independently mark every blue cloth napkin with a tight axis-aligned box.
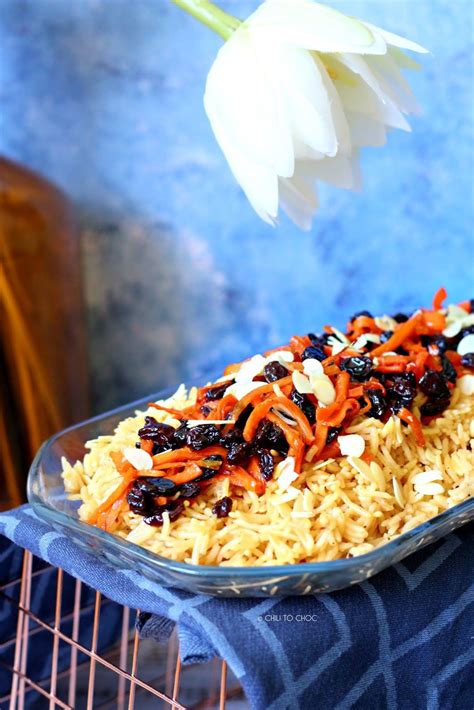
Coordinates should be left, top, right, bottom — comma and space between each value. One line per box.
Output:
1, 506, 473, 710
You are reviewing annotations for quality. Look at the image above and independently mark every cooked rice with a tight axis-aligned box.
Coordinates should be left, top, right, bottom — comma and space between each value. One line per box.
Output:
62, 384, 474, 566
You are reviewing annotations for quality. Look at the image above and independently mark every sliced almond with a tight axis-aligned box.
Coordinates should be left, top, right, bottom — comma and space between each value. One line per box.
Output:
458, 375, 474, 395
226, 380, 266, 401
235, 354, 266, 382
302, 358, 324, 376
292, 370, 313, 394
338, 434, 365, 458
123, 446, 153, 471
276, 457, 298, 491
392, 477, 405, 507
458, 334, 474, 356
310, 375, 336, 405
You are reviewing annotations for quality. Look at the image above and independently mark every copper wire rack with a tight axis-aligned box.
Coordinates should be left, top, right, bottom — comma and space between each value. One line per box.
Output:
1, 551, 246, 709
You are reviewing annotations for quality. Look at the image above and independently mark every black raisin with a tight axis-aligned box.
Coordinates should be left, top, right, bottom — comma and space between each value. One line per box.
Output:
256, 448, 275, 481
179, 481, 201, 498
301, 345, 326, 362
350, 310, 373, 321
221, 427, 245, 446
418, 370, 450, 399
127, 486, 153, 515
340, 356, 373, 382
386, 378, 416, 412
263, 361, 288, 383
200, 405, 212, 416
290, 388, 316, 424
366, 389, 388, 419
326, 426, 341, 444
308, 332, 331, 348
205, 382, 231, 401
461, 352, 474, 369
186, 424, 221, 451
441, 354, 457, 383
144, 500, 184, 526
420, 398, 451, 417
380, 330, 393, 344
253, 420, 289, 455
226, 441, 252, 465
212, 496, 233, 518
135, 476, 178, 497
138, 417, 176, 451
392, 313, 409, 323
172, 422, 189, 448
195, 455, 223, 482
234, 405, 252, 431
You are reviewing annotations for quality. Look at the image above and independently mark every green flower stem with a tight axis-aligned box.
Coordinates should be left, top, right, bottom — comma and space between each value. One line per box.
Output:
170, 0, 240, 40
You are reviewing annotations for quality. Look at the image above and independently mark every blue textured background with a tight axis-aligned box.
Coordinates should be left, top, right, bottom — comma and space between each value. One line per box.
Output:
1, 0, 473, 411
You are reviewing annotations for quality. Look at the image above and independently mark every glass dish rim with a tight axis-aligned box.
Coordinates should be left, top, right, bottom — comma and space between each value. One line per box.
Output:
28, 388, 474, 581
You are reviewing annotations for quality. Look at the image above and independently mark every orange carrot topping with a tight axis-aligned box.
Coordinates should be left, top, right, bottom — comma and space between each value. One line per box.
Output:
421, 310, 446, 333
432, 286, 447, 311
370, 314, 422, 357
221, 464, 265, 495
243, 396, 314, 444
398, 407, 425, 446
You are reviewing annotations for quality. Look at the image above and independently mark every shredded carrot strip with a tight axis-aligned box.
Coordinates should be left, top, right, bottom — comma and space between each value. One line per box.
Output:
243, 396, 314, 444
166, 463, 204, 485
370, 314, 422, 357
432, 287, 447, 310
458, 300, 471, 313
316, 371, 350, 424
317, 398, 360, 427
221, 464, 265, 495
152, 446, 228, 467
421, 310, 446, 333
398, 407, 425, 446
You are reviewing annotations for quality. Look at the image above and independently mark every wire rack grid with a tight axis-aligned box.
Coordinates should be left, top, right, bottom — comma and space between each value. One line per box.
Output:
1, 550, 246, 709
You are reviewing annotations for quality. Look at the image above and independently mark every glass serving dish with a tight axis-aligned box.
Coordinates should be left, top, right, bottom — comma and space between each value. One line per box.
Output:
28, 385, 474, 597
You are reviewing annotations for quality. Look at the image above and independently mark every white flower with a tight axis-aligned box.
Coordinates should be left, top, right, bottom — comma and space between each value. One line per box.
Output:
204, 0, 427, 229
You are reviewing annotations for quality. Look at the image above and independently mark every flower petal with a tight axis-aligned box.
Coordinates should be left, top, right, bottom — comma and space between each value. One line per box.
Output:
264, 42, 338, 157
250, 0, 387, 54
363, 21, 428, 54
204, 28, 294, 177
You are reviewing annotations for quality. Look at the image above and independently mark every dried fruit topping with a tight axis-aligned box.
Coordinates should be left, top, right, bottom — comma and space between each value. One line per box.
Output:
441, 354, 457, 383
135, 476, 178, 497
290, 388, 316, 424
186, 424, 221, 450
340, 356, 373, 382
263, 361, 288, 383
418, 371, 450, 400
420, 398, 451, 417
392, 313, 409, 323
144, 501, 184, 526
366, 389, 387, 420
256, 448, 275, 480
212, 496, 233, 518
253, 419, 289, 455
379, 330, 393, 344
179, 481, 201, 498
350, 310, 373, 321
205, 382, 231, 401
226, 441, 252, 465
301, 345, 326, 362
461, 353, 474, 369
138, 417, 176, 450
326, 426, 342, 444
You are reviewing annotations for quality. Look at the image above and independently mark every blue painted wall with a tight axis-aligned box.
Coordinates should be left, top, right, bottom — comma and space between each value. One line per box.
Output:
1, 0, 473, 410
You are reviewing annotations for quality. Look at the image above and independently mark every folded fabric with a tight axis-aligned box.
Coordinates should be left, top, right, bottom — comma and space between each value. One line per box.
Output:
0, 506, 473, 710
